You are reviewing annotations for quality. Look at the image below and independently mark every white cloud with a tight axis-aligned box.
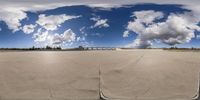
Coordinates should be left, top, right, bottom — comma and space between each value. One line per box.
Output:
80, 27, 85, 34
31, 14, 80, 46
32, 28, 77, 46
1, 0, 200, 9
123, 31, 129, 37
36, 14, 80, 31
0, 8, 27, 32
77, 37, 81, 41
124, 10, 200, 48
126, 10, 164, 34
50, 29, 76, 45
33, 29, 49, 42
132, 10, 164, 24
77, 36, 86, 42
90, 16, 109, 28
1, 0, 200, 32
79, 27, 88, 38
22, 24, 36, 34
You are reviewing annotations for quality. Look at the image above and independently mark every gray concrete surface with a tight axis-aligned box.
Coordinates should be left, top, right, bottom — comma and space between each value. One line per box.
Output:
0, 50, 199, 100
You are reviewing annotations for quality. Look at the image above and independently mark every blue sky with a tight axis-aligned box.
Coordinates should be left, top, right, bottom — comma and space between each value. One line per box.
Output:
0, 1, 200, 48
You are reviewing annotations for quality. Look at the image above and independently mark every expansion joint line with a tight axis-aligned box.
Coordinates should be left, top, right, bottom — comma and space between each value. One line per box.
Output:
192, 73, 200, 100
99, 66, 129, 100
99, 65, 109, 100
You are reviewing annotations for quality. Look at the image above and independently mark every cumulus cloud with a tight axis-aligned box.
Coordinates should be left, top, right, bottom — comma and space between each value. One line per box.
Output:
22, 24, 36, 34
33, 29, 49, 42
90, 16, 109, 28
124, 10, 200, 48
0, 8, 27, 32
36, 14, 80, 31
50, 29, 76, 45
126, 10, 164, 34
133, 10, 164, 24
1, 0, 200, 32
33, 28, 77, 46
30, 14, 80, 46
123, 31, 130, 37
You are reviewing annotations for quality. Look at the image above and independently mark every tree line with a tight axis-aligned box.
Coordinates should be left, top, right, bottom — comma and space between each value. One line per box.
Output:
0, 46, 62, 51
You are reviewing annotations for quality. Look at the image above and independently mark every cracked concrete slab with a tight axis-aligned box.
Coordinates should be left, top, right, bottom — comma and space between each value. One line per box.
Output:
0, 50, 199, 100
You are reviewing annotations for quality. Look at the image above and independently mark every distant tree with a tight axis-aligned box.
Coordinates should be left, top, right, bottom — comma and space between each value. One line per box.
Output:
56, 46, 62, 50
29, 46, 35, 50
78, 46, 84, 50
46, 46, 52, 50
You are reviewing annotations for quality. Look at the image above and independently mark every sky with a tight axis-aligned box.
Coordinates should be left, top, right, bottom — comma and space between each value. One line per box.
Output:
0, 0, 200, 48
